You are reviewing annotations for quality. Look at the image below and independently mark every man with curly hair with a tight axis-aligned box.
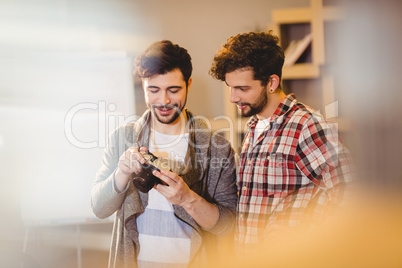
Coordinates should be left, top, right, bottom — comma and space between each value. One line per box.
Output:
210, 31, 353, 251
92, 40, 237, 267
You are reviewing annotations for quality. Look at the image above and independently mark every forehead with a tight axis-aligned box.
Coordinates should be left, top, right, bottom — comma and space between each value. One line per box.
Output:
143, 69, 185, 86
225, 68, 256, 85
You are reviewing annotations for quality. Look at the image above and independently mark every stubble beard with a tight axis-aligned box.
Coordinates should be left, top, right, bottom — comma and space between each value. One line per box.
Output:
239, 87, 268, 117
153, 105, 183, 124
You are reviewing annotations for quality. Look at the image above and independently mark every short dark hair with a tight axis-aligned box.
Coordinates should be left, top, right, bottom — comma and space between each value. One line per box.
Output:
209, 31, 284, 87
134, 40, 192, 87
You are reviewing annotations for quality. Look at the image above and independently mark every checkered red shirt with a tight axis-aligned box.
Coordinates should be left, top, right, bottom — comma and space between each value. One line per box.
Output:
236, 94, 353, 245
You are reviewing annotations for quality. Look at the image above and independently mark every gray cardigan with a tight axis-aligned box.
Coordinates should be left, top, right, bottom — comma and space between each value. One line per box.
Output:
91, 109, 238, 268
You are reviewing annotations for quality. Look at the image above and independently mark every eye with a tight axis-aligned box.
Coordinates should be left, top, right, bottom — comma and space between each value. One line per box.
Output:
233, 86, 250, 92
168, 87, 181, 93
148, 88, 159, 93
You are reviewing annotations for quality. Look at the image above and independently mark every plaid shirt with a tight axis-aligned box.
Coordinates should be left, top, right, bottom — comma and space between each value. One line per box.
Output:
236, 94, 353, 245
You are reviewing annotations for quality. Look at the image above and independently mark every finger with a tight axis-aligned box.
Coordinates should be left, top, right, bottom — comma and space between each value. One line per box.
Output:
154, 184, 173, 199
139, 147, 148, 153
119, 155, 139, 173
160, 169, 178, 182
154, 183, 170, 192
118, 156, 141, 176
118, 162, 132, 174
121, 149, 143, 173
152, 169, 176, 186
130, 160, 143, 173
127, 147, 146, 165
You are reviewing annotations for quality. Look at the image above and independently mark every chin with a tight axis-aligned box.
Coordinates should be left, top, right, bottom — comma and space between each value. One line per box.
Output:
156, 113, 181, 125
239, 110, 254, 118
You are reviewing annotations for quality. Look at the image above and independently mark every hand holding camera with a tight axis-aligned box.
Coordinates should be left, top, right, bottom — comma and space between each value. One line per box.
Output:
132, 150, 168, 193
115, 146, 169, 193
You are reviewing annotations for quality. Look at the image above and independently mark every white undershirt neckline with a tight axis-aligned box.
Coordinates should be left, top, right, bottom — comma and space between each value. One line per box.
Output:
253, 117, 271, 146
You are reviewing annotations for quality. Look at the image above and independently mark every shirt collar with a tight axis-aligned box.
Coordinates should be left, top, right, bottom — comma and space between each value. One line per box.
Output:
247, 93, 297, 128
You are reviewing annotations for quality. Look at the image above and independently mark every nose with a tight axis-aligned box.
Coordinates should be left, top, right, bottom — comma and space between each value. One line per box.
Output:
161, 91, 171, 105
229, 87, 239, 103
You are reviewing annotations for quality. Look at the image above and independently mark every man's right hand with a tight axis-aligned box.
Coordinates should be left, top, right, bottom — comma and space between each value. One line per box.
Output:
114, 146, 147, 192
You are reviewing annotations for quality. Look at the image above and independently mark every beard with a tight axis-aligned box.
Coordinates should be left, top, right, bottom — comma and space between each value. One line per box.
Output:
148, 89, 188, 125
151, 103, 185, 124
238, 87, 268, 117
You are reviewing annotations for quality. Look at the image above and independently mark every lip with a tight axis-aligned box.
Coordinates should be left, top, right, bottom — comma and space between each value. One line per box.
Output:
157, 107, 173, 116
237, 104, 248, 110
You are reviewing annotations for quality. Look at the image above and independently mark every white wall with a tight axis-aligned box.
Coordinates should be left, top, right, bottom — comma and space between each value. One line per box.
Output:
1, 0, 309, 117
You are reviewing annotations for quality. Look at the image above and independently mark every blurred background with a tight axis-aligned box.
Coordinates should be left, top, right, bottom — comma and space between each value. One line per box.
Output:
1, 0, 402, 267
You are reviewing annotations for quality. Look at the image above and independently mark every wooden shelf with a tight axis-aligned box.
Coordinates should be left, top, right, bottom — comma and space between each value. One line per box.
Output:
272, 8, 312, 24
282, 63, 320, 80
272, 6, 343, 24
323, 6, 344, 21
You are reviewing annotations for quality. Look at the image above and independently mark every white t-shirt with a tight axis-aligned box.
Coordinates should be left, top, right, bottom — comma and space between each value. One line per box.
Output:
136, 129, 192, 268
253, 117, 271, 146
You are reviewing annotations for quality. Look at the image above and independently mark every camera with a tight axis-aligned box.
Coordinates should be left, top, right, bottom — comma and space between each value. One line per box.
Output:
133, 150, 166, 193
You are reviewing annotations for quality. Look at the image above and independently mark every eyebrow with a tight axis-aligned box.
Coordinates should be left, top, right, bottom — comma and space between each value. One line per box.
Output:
224, 80, 250, 89
167, 86, 183, 90
146, 85, 183, 90
224, 83, 250, 89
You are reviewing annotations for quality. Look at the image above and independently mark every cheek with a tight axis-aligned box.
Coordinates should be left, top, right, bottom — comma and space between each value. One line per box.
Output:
250, 91, 262, 103
144, 92, 157, 104
172, 93, 187, 104
144, 95, 157, 109
238, 92, 251, 102
143, 94, 150, 105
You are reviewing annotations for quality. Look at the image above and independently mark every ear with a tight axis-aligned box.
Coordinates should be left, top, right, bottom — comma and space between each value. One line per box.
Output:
268, 75, 280, 90
186, 77, 192, 92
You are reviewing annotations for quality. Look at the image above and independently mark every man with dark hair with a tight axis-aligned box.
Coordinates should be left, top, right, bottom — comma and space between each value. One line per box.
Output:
210, 31, 353, 250
92, 40, 237, 268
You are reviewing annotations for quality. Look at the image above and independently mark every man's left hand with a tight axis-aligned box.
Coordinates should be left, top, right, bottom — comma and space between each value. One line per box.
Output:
152, 169, 196, 207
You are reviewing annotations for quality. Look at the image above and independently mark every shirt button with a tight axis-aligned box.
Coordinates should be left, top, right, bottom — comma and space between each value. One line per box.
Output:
324, 173, 331, 180
267, 155, 270, 160
242, 186, 247, 191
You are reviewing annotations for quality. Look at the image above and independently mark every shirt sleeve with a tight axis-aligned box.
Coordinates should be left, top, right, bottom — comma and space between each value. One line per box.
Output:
91, 127, 130, 219
295, 115, 353, 189
202, 136, 238, 235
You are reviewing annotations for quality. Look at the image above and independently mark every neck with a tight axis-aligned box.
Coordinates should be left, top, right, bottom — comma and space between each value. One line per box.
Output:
257, 90, 287, 120
151, 111, 188, 135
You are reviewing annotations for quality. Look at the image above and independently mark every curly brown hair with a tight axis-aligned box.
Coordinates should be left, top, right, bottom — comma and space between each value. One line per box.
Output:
209, 31, 284, 87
